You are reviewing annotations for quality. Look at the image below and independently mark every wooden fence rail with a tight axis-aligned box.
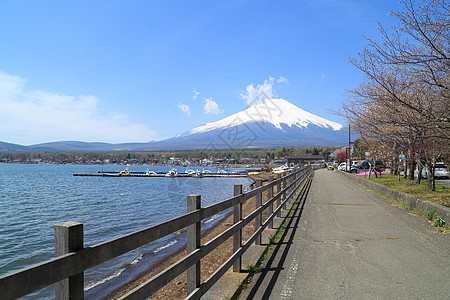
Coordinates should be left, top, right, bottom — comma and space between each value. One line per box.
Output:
0, 166, 311, 300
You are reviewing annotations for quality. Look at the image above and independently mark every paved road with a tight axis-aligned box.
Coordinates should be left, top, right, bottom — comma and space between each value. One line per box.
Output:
241, 169, 449, 299
436, 179, 450, 188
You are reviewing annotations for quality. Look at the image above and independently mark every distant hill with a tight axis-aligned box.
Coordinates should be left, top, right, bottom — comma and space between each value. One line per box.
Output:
29, 141, 156, 152
1, 99, 348, 152
32, 141, 125, 151
0, 141, 35, 152
0, 141, 156, 152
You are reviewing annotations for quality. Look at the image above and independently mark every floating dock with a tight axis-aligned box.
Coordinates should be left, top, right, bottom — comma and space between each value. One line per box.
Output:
73, 171, 248, 178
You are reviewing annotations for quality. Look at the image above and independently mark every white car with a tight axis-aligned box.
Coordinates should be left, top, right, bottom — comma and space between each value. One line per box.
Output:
338, 162, 347, 171
421, 162, 450, 179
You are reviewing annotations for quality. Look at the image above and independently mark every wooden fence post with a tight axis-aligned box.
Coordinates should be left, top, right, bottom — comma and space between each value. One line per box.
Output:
187, 194, 201, 296
233, 184, 243, 272
282, 172, 287, 210
276, 173, 282, 217
287, 170, 291, 196
55, 221, 84, 300
268, 176, 274, 229
255, 179, 262, 245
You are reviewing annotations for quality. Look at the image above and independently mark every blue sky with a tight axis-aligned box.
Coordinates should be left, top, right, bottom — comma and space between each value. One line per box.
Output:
0, 0, 400, 145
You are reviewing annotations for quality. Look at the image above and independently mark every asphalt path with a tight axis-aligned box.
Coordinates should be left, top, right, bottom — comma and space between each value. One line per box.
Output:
242, 169, 449, 299
436, 179, 450, 188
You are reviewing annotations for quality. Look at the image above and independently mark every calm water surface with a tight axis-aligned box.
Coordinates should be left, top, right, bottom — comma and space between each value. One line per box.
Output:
0, 164, 252, 299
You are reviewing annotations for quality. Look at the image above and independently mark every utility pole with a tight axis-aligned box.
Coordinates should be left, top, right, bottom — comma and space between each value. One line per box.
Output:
348, 123, 351, 172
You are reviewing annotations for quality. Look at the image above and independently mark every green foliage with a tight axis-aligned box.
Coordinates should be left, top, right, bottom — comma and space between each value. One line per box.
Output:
433, 216, 446, 227
246, 264, 262, 273
427, 210, 435, 221
321, 149, 331, 161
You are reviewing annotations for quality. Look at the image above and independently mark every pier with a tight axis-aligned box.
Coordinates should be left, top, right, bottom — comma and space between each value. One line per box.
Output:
73, 171, 248, 178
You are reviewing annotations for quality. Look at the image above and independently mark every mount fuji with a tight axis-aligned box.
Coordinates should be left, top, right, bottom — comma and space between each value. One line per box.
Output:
3, 99, 348, 151
150, 98, 348, 150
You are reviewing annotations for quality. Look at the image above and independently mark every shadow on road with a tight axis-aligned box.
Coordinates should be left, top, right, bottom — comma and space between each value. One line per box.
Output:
241, 175, 313, 299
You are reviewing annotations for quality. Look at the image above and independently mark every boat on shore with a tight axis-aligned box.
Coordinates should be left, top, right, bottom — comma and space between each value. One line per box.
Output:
272, 165, 289, 174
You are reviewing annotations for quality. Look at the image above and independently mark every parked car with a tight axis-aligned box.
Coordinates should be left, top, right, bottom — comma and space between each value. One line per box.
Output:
421, 162, 450, 179
350, 160, 385, 174
338, 162, 347, 171
352, 161, 361, 167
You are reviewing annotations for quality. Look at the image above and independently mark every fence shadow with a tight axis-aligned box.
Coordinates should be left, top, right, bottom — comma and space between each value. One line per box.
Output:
240, 175, 313, 299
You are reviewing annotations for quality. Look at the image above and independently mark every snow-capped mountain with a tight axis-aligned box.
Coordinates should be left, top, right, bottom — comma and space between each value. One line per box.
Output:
2, 99, 347, 151
185, 98, 342, 135
152, 98, 347, 149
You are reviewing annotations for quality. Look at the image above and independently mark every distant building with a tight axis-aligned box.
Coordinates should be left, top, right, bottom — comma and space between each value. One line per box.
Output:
285, 155, 324, 167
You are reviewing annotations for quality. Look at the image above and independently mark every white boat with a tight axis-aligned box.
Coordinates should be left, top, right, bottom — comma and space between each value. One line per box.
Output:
165, 169, 178, 178
193, 172, 203, 178
145, 169, 157, 176
273, 165, 289, 174
186, 169, 196, 176
102, 173, 120, 177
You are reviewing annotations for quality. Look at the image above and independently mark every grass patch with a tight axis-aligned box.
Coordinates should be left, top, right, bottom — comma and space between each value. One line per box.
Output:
367, 175, 450, 207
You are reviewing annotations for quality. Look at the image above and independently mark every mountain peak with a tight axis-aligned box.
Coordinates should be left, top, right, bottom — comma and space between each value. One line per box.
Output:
184, 98, 343, 136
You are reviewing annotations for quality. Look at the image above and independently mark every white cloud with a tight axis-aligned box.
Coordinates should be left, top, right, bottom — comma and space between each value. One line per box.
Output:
177, 103, 191, 117
277, 76, 288, 83
240, 77, 275, 106
192, 89, 199, 100
203, 98, 221, 114
0, 70, 157, 145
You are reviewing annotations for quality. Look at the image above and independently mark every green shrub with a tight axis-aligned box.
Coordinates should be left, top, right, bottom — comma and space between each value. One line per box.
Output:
433, 216, 446, 227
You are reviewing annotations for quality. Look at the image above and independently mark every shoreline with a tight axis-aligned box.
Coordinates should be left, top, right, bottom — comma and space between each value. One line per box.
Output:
102, 209, 235, 299
102, 173, 269, 299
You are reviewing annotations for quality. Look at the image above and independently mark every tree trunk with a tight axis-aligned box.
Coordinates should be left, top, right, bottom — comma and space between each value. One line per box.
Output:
408, 159, 415, 181
427, 163, 436, 191
403, 157, 408, 179
391, 156, 395, 175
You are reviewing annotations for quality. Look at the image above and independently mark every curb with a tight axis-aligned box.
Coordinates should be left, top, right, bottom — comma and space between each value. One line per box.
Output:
337, 171, 450, 225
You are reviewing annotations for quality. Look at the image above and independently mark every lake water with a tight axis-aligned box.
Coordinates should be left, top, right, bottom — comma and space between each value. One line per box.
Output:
0, 164, 253, 299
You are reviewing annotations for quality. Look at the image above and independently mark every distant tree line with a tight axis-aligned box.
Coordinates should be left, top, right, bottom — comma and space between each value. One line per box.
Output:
0, 146, 339, 164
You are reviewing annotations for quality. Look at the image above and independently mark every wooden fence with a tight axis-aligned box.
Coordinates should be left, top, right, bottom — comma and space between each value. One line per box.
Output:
0, 166, 311, 300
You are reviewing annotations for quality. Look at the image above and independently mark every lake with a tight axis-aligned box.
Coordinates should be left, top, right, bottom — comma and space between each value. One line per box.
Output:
0, 164, 253, 299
